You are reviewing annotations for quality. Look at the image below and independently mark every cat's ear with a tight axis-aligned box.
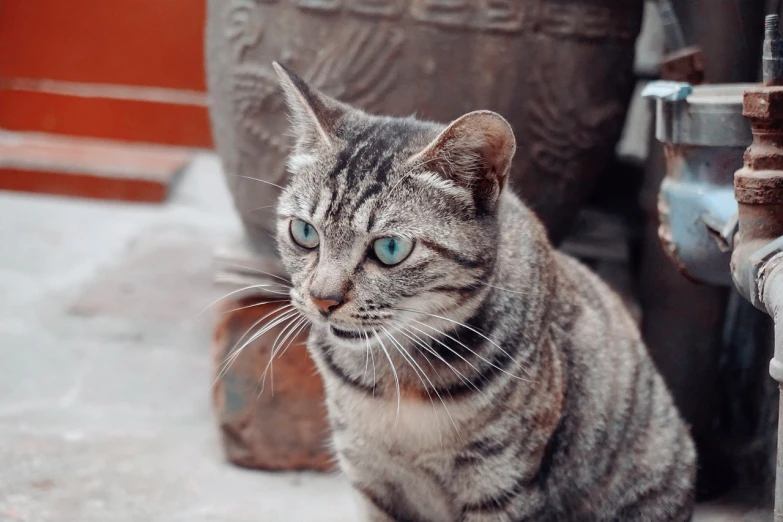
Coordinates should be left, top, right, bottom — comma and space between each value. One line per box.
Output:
273, 61, 345, 152
411, 111, 516, 211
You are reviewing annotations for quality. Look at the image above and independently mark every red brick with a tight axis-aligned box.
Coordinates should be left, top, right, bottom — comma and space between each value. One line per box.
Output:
0, 131, 191, 202
212, 298, 334, 472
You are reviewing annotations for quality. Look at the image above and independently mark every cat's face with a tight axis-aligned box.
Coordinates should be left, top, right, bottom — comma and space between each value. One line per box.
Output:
272, 63, 516, 349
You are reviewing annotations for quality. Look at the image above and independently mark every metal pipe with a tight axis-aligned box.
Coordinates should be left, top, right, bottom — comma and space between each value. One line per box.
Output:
764, 14, 783, 86
673, 0, 766, 84
730, 16, 783, 513
643, 82, 752, 285
761, 260, 783, 520
657, 0, 687, 52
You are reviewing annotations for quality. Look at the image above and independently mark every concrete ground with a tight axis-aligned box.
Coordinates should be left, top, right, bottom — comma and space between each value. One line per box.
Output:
0, 156, 357, 522
0, 155, 769, 521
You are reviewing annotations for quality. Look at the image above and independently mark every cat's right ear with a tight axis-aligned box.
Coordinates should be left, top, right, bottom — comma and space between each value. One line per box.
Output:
273, 62, 345, 152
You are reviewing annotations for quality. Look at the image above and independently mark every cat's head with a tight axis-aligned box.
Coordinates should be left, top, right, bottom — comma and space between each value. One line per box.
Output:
273, 62, 516, 348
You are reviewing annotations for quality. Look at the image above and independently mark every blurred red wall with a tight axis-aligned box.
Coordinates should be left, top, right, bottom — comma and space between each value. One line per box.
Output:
0, 0, 212, 147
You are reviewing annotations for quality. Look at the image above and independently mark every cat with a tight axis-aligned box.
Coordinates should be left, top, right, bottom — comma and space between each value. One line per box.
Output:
270, 61, 696, 522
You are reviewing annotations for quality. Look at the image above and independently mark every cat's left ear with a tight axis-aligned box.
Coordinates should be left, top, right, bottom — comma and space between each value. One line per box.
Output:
410, 111, 516, 212
273, 61, 346, 152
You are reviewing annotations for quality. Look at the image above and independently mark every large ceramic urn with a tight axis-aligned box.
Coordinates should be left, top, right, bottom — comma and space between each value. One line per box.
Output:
207, 0, 644, 251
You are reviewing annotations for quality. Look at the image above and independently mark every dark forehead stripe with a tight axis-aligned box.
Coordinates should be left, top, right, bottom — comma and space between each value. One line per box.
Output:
346, 156, 397, 218
320, 127, 377, 221
324, 125, 376, 186
419, 238, 485, 269
352, 182, 384, 226
339, 125, 381, 187
325, 121, 419, 221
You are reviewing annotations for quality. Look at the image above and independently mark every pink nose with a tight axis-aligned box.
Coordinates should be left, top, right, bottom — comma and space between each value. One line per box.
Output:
310, 293, 344, 315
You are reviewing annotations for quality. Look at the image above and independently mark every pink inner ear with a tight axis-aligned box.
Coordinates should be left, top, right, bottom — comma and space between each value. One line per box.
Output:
416, 111, 516, 187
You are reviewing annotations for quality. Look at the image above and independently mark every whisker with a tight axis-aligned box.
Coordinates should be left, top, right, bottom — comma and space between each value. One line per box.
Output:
227, 304, 293, 359
248, 204, 278, 213
196, 284, 289, 318
217, 307, 298, 385
374, 330, 401, 424
397, 307, 530, 377
408, 317, 530, 383
390, 321, 486, 399
259, 314, 306, 396
275, 317, 310, 361
222, 298, 290, 314
478, 282, 531, 296
363, 332, 371, 382
381, 328, 443, 444
211, 304, 293, 389
264, 314, 303, 395
229, 173, 284, 190
397, 321, 484, 377
214, 261, 292, 285
219, 314, 293, 379
366, 332, 377, 396
382, 327, 462, 442
237, 308, 300, 356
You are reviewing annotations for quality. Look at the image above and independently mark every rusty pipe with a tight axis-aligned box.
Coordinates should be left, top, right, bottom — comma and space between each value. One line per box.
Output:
731, 15, 783, 517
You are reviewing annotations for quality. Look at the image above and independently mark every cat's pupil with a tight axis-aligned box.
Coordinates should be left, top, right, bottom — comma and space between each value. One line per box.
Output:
388, 239, 396, 254
303, 223, 311, 237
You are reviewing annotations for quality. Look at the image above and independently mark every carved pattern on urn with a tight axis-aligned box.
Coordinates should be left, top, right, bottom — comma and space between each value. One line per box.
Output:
475, 0, 526, 32
230, 65, 288, 156
298, 0, 343, 12
225, 0, 266, 61
541, 2, 638, 41
411, 0, 471, 28
528, 64, 626, 186
350, 0, 407, 18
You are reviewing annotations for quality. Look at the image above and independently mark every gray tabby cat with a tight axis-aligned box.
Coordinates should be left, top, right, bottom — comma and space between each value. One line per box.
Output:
271, 62, 696, 521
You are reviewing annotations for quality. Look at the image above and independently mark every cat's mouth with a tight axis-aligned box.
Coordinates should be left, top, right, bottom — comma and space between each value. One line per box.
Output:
330, 325, 375, 342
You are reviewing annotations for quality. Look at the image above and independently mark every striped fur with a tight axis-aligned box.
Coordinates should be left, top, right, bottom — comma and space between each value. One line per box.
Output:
272, 63, 695, 522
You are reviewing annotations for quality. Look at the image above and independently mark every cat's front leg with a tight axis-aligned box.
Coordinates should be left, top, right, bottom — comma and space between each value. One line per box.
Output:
353, 489, 397, 522
338, 449, 398, 521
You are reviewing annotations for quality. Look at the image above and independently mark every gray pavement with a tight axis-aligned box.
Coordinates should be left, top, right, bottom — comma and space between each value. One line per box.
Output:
0, 156, 356, 522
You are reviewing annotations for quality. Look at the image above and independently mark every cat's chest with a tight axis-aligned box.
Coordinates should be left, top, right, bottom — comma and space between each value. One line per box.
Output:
332, 394, 460, 522
332, 390, 468, 456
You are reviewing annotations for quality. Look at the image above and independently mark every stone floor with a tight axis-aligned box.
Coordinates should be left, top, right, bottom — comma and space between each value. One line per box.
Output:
0, 156, 357, 522
0, 155, 769, 521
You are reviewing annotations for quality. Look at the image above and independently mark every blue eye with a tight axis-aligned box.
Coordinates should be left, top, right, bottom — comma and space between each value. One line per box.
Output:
290, 219, 319, 249
373, 237, 413, 266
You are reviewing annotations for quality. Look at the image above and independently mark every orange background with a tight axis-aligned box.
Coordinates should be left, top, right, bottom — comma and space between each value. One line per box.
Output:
0, 0, 212, 147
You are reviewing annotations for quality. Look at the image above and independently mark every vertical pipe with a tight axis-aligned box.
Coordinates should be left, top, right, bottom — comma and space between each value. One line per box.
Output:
763, 265, 783, 520
732, 14, 783, 504
765, 14, 783, 86
642, 0, 767, 500
657, 0, 687, 51
777, 388, 783, 522
675, 0, 766, 83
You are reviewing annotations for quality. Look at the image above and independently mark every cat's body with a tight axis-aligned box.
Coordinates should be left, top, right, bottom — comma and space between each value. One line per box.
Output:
271, 63, 696, 521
